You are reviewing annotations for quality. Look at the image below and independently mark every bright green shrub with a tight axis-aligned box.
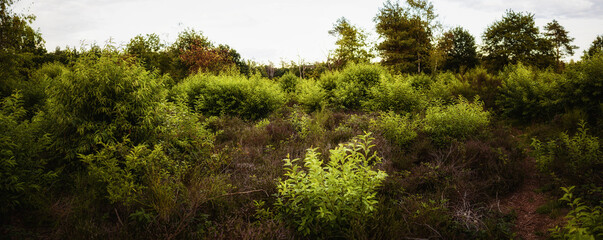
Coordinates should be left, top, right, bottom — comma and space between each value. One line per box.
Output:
550, 186, 603, 240
45, 53, 169, 161
407, 74, 432, 90
276, 133, 387, 236
531, 122, 601, 186
496, 63, 561, 121
278, 72, 299, 93
366, 75, 425, 113
423, 97, 490, 143
171, 73, 285, 120
330, 63, 385, 109
0, 92, 54, 211
296, 78, 326, 112
372, 111, 417, 147
427, 72, 474, 103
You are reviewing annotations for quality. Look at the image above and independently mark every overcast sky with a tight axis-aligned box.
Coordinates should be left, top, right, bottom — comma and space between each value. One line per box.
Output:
14, 0, 603, 64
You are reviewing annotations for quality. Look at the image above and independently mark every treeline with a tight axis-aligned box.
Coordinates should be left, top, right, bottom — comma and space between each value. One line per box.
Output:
1, 0, 602, 239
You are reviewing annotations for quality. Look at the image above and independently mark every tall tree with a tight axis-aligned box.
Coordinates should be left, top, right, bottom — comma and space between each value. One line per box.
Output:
374, 0, 436, 73
584, 35, 603, 58
482, 10, 554, 72
328, 17, 373, 69
544, 20, 578, 68
438, 27, 478, 72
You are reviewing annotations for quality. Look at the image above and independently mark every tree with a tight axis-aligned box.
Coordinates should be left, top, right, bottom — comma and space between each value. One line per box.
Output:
328, 17, 373, 69
544, 20, 578, 68
374, 0, 436, 73
0, 0, 46, 97
438, 27, 478, 72
482, 10, 554, 72
126, 33, 167, 73
584, 35, 603, 58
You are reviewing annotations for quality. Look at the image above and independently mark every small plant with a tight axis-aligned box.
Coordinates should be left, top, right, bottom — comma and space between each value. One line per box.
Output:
531, 121, 601, 186
275, 133, 387, 236
550, 186, 603, 240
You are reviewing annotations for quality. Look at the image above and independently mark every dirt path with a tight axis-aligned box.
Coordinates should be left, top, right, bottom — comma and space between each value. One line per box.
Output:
497, 158, 563, 240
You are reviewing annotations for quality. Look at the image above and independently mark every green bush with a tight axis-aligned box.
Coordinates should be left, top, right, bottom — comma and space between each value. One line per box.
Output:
423, 97, 490, 143
276, 133, 387, 236
296, 78, 326, 112
562, 52, 603, 121
462, 67, 500, 108
496, 63, 561, 121
532, 122, 601, 186
427, 72, 474, 103
372, 111, 417, 147
171, 73, 285, 120
0, 92, 54, 212
329, 63, 385, 109
366, 75, 425, 113
278, 72, 299, 93
45, 53, 168, 162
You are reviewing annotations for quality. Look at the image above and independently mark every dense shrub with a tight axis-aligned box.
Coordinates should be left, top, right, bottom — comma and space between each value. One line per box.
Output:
171, 73, 285, 120
532, 122, 602, 186
366, 75, 425, 112
372, 111, 417, 147
496, 63, 561, 121
0, 92, 54, 212
329, 63, 385, 109
45, 53, 169, 162
296, 78, 326, 112
461, 67, 500, 108
275, 133, 387, 237
422, 97, 490, 143
427, 72, 474, 103
561, 52, 603, 122
278, 72, 299, 93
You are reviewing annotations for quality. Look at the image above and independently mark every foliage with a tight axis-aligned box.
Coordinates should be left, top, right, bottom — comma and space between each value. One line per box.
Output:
275, 133, 387, 236
171, 73, 285, 120
561, 52, 603, 121
550, 186, 603, 240
374, 0, 436, 73
0, 0, 46, 97
296, 78, 326, 112
331, 63, 384, 109
0, 92, 53, 212
44, 53, 169, 163
584, 35, 603, 59
422, 97, 489, 143
482, 10, 554, 72
439, 27, 478, 72
366, 75, 425, 112
278, 71, 299, 93
328, 17, 373, 68
496, 63, 562, 121
532, 122, 602, 186
372, 111, 417, 147
544, 20, 578, 68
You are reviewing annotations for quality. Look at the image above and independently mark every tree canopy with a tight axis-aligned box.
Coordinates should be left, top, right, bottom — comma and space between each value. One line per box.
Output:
482, 10, 554, 72
328, 17, 373, 69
